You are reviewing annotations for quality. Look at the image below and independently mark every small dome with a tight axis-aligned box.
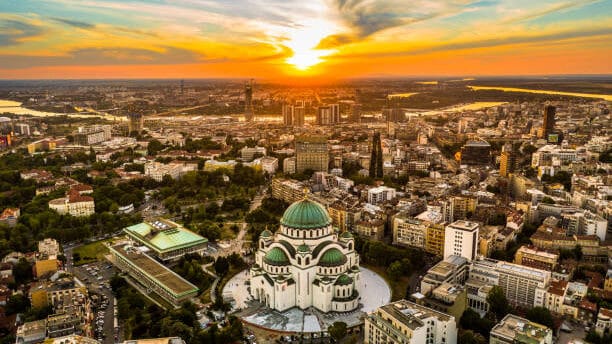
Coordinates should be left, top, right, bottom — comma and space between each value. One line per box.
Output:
264, 247, 289, 266
335, 274, 353, 286
260, 229, 273, 238
297, 243, 310, 253
281, 199, 332, 230
319, 248, 347, 267
340, 231, 353, 239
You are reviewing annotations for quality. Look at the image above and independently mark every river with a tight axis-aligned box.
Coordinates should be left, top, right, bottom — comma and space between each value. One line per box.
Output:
468, 86, 612, 101
0, 100, 125, 121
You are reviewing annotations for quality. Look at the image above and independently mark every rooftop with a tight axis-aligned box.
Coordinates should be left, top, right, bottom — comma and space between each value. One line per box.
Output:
124, 219, 207, 253
377, 300, 453, 331
491, 314, 552, 343
110, 244, 198, 297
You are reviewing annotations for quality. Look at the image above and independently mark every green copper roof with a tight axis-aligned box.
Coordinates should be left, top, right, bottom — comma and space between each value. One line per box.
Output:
297, 243, 310, 253
264, 247, 290, 266
340, 231, 353, 239
260, 229, 273, 238
318, 248, 347, 266
335, 274, 353, 286
280, 199, 331, 230
124, 221, 208, 254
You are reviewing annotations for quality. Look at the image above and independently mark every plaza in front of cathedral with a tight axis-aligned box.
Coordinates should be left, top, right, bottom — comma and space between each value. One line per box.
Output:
222, 197, 391, 332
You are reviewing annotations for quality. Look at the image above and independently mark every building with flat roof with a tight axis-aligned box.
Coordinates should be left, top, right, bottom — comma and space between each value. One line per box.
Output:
490, 314, 552, 344
514, 245, 559, 271
16, 320, 47, 344
444, 220, 479, 261
123, 219, 207, 261
470, 258, 551, 309
295, 135, 328, 173
421, 255, 470, 295
109, 244, 199, 307
364, 299, 457, 344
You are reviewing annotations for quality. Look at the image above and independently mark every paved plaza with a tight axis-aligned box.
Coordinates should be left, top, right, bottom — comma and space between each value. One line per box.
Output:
222, 267, 391, 333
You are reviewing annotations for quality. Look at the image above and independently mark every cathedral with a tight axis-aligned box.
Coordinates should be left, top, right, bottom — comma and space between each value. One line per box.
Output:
249, 197, 361, 313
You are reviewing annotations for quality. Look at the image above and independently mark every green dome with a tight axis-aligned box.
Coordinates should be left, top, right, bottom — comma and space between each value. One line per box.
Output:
340, 231, 353, 239
280, 199, 332, 230
260, 229, 273, 238
335, 274, 353, 286
264, 247, 289, 266
297, 243, 310, 253
318, 248, 347, 266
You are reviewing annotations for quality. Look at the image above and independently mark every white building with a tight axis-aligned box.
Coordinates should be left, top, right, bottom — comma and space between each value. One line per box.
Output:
48, 190, 95, 217
258, 156, 278, 174
38, 238, 60, 258
443, 220, 479, 261
241, 146, 267, 161
250, 197, 361, 313
367, 186, 397, 205
364, 299, 457, 344
144, 161, 197, 182
283, 157, 296, 174
470, 258, 551, 309
74, 125, 112, 145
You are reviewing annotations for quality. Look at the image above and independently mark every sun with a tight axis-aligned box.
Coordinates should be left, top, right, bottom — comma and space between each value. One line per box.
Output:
283, 19, 336, 71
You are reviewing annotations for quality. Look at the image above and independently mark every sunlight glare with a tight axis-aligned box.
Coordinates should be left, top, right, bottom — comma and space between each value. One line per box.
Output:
284, 19, 336, 71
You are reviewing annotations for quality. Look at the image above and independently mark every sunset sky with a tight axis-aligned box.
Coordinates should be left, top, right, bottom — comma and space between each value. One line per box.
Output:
1, 0, 611, 80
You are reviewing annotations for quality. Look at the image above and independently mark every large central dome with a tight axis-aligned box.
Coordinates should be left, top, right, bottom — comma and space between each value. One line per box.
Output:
280, 198, 332, 229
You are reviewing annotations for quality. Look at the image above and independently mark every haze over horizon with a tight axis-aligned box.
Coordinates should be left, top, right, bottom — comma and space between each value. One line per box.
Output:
1, 0, 611, 80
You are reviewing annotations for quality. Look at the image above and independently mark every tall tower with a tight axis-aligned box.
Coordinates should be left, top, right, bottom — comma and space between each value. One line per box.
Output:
369, 132, 383, 178
499, 143, 516, 177
539, 105, 555, 139
282, 103, 294, 126
444, 220, 480, 261
244, 79, 254, 122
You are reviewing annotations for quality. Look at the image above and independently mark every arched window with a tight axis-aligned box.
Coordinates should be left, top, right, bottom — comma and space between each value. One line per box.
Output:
348, 243, 353, 250
297, 257, 302, 265
306, 257, 310, 265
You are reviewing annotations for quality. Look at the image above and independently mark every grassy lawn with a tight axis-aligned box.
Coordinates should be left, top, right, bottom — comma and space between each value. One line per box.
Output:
219, 223, 240, 240
72, 238, 113, 266
364, 263, 410, 301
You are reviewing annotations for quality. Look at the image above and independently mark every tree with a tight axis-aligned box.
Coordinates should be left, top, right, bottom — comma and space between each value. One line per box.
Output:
525, 307, 554, 329
386, 261, 404, 281
487, 286, 511, 320
328, 321, 347, 343
572, 245, 583, 261
541, 196, 555, 204
214, 256, 229, 276
458, 330, 486, 344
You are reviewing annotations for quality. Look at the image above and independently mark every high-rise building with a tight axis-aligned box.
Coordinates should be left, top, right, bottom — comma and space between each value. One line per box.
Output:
282, 103, 305, 127
316, 104, 340, 125
444, 220, 479, 261
383, 107, 405, 122
499, 143, 517, 177
460, 140, 491, 165
295, 135, 328, 173
364, 299, 457, 344
244, 79, 254, 122
369, 132, 383, 178
538, 105, 556, 139
282, 104, 293, 126
350, 103, 362, 123
293, 106, 305, 127
127, 113, 144, 134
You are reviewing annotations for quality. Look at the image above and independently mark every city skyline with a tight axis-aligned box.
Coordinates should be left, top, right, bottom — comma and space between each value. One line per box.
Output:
1, 0, 611, 80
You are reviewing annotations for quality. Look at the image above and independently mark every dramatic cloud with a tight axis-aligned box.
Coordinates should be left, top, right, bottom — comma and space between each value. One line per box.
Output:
0, 19, 43, 46
50, 17, 95, 29
0, 0, 610, 77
